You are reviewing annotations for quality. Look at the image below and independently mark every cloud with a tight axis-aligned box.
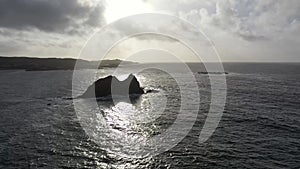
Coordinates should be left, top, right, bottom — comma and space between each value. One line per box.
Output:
0, 0, 106, 57
0, 0, 299, 61
148, 0, 300, 41
0, 27, 87, 57
212, 1, 267, 41
179, 0, 268, 41
109, 13, 208, 44
0, 0, 105, 34
145, 0, 300, 61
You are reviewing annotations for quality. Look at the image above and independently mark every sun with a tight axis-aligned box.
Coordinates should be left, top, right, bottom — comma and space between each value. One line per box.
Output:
104, 0, 153, 23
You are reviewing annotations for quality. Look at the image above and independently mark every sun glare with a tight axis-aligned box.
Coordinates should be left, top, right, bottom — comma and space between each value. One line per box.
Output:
104, 0, 153, 23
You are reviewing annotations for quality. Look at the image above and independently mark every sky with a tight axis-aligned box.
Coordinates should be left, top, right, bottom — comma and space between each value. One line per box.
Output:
0, 0, 299, 62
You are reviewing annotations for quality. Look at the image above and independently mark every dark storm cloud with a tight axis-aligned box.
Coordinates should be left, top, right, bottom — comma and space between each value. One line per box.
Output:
0, 0, 105, 33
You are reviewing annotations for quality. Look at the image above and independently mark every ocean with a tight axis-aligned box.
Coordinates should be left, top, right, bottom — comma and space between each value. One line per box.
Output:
0, 63, 299, 168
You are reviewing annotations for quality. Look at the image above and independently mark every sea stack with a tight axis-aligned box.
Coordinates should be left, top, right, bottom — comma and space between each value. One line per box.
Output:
80, 74, 145, 98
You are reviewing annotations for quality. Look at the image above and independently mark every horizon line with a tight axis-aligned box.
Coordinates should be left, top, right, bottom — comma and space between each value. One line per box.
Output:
1, 55, 300, 63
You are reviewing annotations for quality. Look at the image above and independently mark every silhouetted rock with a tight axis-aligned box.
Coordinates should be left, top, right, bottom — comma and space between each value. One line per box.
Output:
80, 74, 145, 98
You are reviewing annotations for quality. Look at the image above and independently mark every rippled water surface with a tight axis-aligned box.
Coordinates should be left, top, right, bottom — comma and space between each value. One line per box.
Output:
0, 63, 299, 168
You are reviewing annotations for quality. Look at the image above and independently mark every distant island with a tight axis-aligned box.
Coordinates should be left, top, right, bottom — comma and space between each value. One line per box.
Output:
0, 56, 136, 71
198, 71, 229, 75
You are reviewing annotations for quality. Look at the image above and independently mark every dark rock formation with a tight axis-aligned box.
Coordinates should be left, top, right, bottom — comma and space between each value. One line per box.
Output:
80, 74, 145, 98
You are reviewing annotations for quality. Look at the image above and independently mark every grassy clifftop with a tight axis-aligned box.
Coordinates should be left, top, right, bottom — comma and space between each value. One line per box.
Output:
0, 57, 136, 71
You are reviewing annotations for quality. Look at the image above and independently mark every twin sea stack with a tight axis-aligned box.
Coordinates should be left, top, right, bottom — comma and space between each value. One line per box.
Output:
80, 74, 145, 98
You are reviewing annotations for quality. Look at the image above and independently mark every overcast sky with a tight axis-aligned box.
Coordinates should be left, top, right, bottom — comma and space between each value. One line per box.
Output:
0, 0, 299, 62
